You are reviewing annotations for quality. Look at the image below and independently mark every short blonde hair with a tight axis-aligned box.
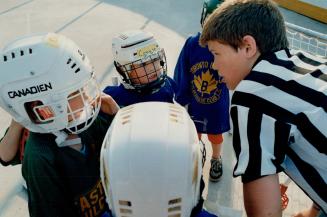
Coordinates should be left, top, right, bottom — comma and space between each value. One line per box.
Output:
200, 0, 288, 53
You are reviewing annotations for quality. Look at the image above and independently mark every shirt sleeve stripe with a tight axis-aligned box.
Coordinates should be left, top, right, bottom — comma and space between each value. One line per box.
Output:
286, 148, 327, 202
232, 91, 326, 154
242, 109, 263, 182
273, 120, 291, 171
246, 71, 327, 112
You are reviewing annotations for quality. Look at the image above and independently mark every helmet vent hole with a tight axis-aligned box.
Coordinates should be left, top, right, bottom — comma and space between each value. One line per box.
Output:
168, 206, 181, 212
168, 214, 181, 217
11, 52, 15, 58
168, 198, 182, 205
120, 107, 133, 125
71, 63, 76, 69
120, 106, 134, 116
75, 68, 80, 73
168, 198, 182, 217
119, 200, 132, 206
119, 208, 132, 214
121, 114, 131, 125
118, 200, 133, 216
29, 48, 32, 54
169, 113, 179, 123
3, 55, 7, 62
67, 58, 72, 64
169, 105, 183, 124
122, 120, 130, 125
20, 50, 24, 56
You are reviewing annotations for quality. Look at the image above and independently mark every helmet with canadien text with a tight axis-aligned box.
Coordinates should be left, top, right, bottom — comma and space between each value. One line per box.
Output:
0, 33, 101, 135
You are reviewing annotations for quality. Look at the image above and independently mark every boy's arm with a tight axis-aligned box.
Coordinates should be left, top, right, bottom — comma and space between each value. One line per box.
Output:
100, 93, 119, 115
243, 174, 282, 217
0, 119, 24, 164
230, 104, 291, 217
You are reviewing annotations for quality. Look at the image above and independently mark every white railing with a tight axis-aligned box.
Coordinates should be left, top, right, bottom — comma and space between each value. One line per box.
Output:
286, 22, 327, 57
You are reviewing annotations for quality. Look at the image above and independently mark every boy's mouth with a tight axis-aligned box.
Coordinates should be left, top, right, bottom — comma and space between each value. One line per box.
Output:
149, 74, 157, 80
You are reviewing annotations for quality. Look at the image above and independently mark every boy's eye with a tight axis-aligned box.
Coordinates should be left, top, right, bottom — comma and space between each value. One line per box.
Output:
132, 62, 146, 69
210, 51, 218, 56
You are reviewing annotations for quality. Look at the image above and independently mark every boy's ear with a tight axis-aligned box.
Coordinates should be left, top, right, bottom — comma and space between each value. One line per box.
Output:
241, 35, 259, 58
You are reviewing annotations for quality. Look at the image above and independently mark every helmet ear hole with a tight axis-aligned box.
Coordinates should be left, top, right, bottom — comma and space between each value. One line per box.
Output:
24, 100, 54, 124
159, 60, 165, 67
24, 100, 42, 123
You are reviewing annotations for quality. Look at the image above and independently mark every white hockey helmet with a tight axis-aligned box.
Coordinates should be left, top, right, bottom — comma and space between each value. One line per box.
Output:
0, 33, 101, 135
100, 102, 203, 217
112, 30, 167, 92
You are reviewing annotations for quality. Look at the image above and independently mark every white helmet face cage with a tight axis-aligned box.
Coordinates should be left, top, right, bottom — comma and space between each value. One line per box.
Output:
112, 30, 167, 91
115, 49, 167, 90
100, 102, 202, 217
27, 77, 101, 134
0, 33, 101, 134
65, 78, 101, 133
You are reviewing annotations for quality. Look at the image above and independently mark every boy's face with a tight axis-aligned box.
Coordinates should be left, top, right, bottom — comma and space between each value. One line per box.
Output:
67, 90, 98, 122
208, 40, 252, 90
128, 59, 162, 85
68, 94, 84, 121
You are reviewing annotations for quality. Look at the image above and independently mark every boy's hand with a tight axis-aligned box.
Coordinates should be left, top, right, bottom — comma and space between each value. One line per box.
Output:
100, 93, 119, 115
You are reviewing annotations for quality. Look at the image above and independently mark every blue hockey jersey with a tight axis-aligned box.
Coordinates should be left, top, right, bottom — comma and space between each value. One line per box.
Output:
103, 76, 176, 107
195, 209, 218, 217
174, 33, 230, 134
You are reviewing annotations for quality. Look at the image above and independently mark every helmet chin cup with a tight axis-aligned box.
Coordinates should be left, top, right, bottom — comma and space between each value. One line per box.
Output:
54, 131, 69, 146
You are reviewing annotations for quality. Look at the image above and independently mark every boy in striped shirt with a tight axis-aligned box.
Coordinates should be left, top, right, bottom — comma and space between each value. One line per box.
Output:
199, 0, 326, 217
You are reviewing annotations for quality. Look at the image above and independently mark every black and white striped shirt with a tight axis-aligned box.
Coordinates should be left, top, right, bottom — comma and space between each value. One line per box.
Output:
231, 49, 327, 212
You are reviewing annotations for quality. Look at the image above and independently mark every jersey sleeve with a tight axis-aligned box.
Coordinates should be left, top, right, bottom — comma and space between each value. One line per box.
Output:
231, 105, 292, 183
194, 209, 218, 217
173, 37, 192, 106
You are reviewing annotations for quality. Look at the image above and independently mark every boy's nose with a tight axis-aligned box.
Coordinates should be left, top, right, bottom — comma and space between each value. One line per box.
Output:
212, 61, 219, 71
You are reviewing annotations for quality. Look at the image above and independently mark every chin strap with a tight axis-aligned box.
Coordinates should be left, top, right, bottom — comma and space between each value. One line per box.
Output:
53, 130, 84, 148
53, 131, 68, 146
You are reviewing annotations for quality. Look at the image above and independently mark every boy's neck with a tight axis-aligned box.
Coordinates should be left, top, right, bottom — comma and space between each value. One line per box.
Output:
249, 52, 261, 70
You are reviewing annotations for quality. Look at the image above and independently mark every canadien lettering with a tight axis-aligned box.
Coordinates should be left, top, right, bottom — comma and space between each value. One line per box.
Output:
8, 82, 52, 98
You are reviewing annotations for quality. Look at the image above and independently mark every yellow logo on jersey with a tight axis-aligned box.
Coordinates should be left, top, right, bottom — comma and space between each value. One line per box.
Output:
78, 180, 106, 217
194, 70, 218, 95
